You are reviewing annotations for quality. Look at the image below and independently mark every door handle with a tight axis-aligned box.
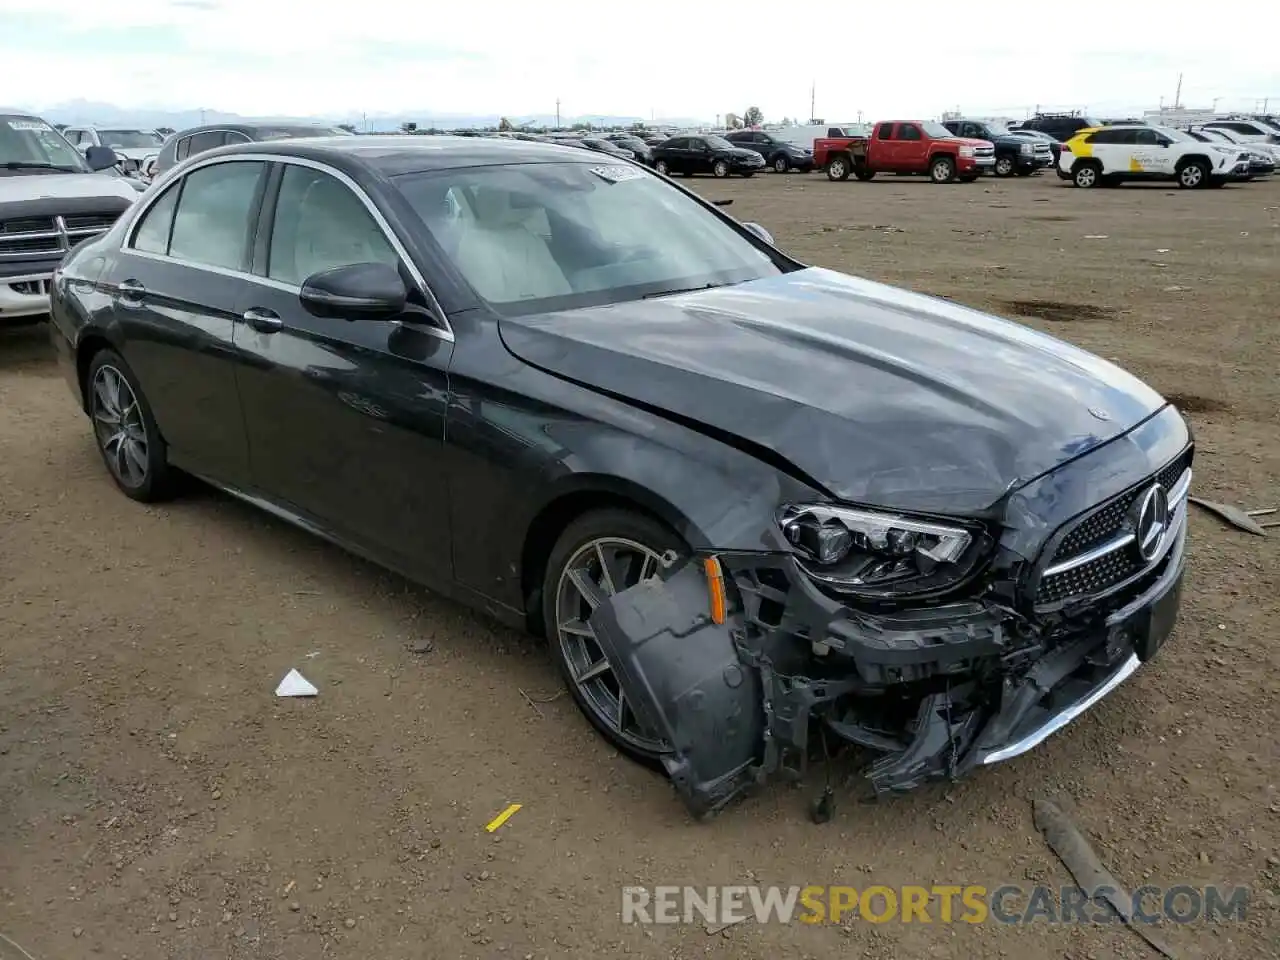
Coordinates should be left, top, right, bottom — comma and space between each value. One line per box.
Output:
117, 278, 145, 305
242, 307, 283, 333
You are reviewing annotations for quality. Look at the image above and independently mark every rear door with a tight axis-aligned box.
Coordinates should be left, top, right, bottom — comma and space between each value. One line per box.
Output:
1131, 127, 1174, 175
231, 159, 455, 583
895, 123, 928, 171
872, 122, 897, 168
106, 158, 267, 486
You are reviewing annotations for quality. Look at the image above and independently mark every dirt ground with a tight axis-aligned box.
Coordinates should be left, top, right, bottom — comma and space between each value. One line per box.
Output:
2, 171, 1279, 960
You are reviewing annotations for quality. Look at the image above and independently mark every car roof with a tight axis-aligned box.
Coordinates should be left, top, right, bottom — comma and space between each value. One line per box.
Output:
202, 135, 615, 177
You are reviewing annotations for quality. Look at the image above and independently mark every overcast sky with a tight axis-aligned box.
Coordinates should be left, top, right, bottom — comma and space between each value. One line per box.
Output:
2, 1, 1278, 122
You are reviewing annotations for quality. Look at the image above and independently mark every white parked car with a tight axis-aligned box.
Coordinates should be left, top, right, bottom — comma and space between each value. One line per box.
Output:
1, 113, 139, 324
1201, 118, 1280, 146
61, 126, 164, 176
1057, 124, 1251, 189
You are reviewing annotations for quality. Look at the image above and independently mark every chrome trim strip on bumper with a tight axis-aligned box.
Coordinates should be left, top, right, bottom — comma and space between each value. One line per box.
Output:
980, 653, 1141, 765
1043, 468, 1191, 577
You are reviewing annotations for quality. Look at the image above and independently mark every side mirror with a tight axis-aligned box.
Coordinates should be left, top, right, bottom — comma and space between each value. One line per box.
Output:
742, 222, 774, 245
299, 262, 408, 320
85, 145, 119, 171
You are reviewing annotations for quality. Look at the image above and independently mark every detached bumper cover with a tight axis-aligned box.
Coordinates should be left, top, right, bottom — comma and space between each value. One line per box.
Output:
589, 473, 1189, 820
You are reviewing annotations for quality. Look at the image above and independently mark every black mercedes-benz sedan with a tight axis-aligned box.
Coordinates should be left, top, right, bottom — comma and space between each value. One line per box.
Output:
48, 136, 1191, 818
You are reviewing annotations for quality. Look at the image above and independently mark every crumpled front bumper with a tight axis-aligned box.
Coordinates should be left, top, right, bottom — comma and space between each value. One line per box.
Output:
588, 501, 1187, 820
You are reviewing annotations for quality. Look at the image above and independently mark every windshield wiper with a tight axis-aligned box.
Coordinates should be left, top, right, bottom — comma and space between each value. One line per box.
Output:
2, 161, 80, 172
642, 282, 726, 299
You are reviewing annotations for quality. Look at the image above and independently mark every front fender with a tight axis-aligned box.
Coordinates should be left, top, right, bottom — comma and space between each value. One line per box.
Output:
444, 345, 821, 612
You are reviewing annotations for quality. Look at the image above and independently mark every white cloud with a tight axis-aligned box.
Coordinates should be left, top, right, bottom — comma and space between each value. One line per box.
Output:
2, 0, 1278, 121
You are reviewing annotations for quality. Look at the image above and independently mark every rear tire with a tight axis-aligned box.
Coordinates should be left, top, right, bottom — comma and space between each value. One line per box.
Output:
773, 155, 790, 173
654, 159, 669, 175
85, 348, 176, 503
1072, 161, 1101, 188
542, 508, 686, 763
826, 155, 851, 181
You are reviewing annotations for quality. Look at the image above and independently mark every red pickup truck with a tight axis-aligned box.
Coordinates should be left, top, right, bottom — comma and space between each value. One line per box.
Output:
813, 120, 996, 183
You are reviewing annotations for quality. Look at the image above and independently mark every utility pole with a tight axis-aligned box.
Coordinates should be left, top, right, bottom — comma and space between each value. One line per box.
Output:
810, 81, 815, 123
362, 111, 367, 133
199, 108, 206, 124
1174, 73, 1183, 109
555, 98, 560, 129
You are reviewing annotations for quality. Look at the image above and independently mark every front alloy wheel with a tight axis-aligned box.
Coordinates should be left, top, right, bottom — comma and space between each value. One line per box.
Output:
545, 510, 684, 760
994, 156, 1014, 177
773, 155, 790, 173
655, 159, 669, 175
1178, 161, 1208, 189
930, 156, 955, 183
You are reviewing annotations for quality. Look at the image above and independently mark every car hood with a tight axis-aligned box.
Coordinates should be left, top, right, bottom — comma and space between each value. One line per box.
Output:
498, 268, 1167, 515
0, 172, 140, 203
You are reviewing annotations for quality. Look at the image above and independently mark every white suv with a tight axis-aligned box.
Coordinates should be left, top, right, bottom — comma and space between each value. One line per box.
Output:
1202, 118, 1280, 146
1058, 124, 1251, 189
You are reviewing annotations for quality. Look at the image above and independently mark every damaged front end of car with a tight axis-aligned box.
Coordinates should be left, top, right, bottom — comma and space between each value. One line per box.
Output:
588, 419, 1193, 820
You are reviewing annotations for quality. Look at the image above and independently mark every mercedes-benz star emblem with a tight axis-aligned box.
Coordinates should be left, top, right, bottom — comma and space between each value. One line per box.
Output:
1133, 484, 1170, 563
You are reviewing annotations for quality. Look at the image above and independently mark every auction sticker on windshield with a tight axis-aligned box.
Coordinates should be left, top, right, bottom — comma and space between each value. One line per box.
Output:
589, 165, 645, 184
5, 120, 53, 132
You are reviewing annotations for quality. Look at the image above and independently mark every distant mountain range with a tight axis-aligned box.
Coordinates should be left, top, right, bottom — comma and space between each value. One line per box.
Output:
11, 99, 708, 132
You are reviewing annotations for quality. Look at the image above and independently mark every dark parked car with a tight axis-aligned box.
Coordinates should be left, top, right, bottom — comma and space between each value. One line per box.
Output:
723, 130, 814, 173
151, 122, 352, 176
652, 134, 766, 178
49, 135, 1192, 819
941, 119, 1053, 176
1015, 113, 1102, 143
578, 137, 636, 161
603, 134, 654, 165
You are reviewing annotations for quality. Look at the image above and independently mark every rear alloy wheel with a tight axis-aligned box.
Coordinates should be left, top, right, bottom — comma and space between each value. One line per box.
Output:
827, 156, 850, 181
712, 159, 730, 178
1177, 160, 1209, 189
930, 156, 956, 183
87, 349, 174, 502
773, 155, 790, 173
1073, 162, 1101, 188
544, 509, 685, 761
654, 159, 669, 175
994, 155, 1015, 177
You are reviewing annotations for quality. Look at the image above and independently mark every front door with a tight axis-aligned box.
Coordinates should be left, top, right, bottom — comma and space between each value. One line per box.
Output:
105, 159, 267, 487
232, 161, 455, 585
895, 123, 929, 172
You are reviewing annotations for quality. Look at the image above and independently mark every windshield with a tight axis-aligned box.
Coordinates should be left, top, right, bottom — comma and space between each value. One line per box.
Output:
257, 126, 343, 141
704, 135, 735, 150
1153, 126, 1191, 142
394, 161, 780, 315
920, 121, 953, 138
100, 129, 162, 148
0, 116, 88, 171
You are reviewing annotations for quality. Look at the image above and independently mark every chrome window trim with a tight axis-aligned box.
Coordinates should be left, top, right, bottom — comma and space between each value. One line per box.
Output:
120, 152, 453, 341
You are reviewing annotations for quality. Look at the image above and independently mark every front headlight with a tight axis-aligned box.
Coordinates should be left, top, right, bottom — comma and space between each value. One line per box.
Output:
1019, 142, 1033, 156
959, 145, 976, 158
779, 503, 990, 600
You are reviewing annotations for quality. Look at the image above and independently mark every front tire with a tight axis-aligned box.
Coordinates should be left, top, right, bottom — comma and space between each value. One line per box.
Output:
86, 348, 175, 502
1177, 159, 1210, 189
930, 156, 956, 183
543, 508, 685, 762
712, 159, 730, 178
994, 155, 1015, 177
